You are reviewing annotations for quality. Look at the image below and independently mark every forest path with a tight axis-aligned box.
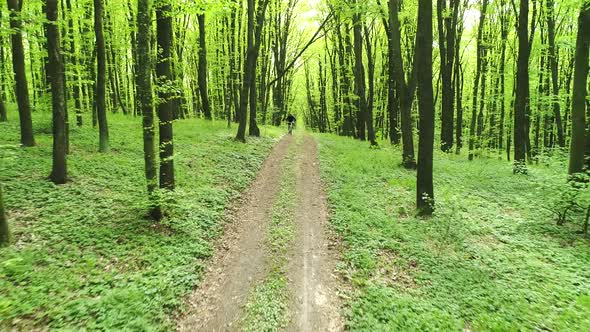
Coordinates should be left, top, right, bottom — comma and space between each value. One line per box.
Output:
177, 133, 342, 332
286, 135, 343, 332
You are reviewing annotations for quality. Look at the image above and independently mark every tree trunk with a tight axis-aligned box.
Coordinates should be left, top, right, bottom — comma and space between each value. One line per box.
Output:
389, 0, 416, 168
7, 0, 35, 147
514, 0, 530, 172
197, 13, 212, 120
0, 9, 7, 122
364, 25, 377, 145
416, 0, 434, 215
94, 0, 109, 152
236, 0, 256, 142
65, 0, 83, 127
0, 184, 9, 246
438, 0, 459, 152
568, 4, 590, 174
46, 0, 68, 185
352, 1, 368, 142
468, 0, 487, 161
156, 1, 175, 190
137, 0, 162, 219
546, 0, 565, 148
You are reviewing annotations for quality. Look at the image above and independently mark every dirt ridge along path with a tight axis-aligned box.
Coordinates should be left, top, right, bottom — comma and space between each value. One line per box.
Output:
286, 134, 344, 332
177, 135, 293, 332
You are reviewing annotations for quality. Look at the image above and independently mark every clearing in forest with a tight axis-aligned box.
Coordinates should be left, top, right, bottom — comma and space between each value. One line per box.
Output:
178, 134, 343, 332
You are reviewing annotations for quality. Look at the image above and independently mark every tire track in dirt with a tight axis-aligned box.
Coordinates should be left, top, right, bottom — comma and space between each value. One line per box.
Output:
286, 135, 343, 332
178, 136, 293, 332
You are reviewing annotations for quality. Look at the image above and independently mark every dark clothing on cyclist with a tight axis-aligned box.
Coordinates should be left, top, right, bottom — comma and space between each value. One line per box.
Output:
286, 115, 296, 123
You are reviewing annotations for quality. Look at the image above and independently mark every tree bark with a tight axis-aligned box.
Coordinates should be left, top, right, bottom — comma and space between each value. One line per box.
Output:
65, 0, 83, 127
437, 0, 459, 152
468, 0, 487, 161
0, 8, 7, 122
46, 0, 68, 185
568, 4, 590, 174
137, 0, 162, 219
156, 1, 175, 190
389, 0, 416, 168
352, 0, 368, 142
94, 0, 109, 152
514, 0, 530, 172
546, 0, 565, 148
197, 13, 212, 120
416, 0, 434, 215
0, 184, 9, 247
7, 0, 35, 147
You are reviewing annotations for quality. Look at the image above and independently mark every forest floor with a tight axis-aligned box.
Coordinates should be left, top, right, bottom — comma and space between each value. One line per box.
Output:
0, 111, 283, 330
177, 133, 343, 332
316, 134, 590, 331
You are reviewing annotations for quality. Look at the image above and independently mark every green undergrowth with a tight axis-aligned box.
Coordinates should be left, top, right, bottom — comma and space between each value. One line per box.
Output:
0, 108, 281, 331
315, 134, 590, 331
241, 137, 299, 332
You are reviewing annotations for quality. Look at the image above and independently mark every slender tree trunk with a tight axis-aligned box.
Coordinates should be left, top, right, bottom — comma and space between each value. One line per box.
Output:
7, 0, 35, 147
364, 25, 377, 145
94, 0, 109, 152
65, 0, 82, 127
156, 1, 175, 190
197, 13, 212, 120
352, 1, 368, 142
468, 0, 488, 160
236, 0, 255, 142
137, 0, 162, 219
46, 0, 67, 184
498, 1, 508, 151
568, 4, 590, 174
514, 0, 530, 172
0, 184, 9, 247
416, 0, 434, 215
389, 0, 416, 168
438, 0, 459, 152
0, 9, 7, 123
546, 0, 565, 148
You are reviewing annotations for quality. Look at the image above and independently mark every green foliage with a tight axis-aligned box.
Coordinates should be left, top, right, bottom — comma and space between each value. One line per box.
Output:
0, 108, 281, 330
316, 134, 590, 331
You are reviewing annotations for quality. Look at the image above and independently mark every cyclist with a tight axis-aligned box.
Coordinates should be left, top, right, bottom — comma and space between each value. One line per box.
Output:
286, 114, 296, 135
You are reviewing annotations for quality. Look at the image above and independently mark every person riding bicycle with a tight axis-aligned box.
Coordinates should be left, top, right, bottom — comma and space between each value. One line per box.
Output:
286, 114, 296, 134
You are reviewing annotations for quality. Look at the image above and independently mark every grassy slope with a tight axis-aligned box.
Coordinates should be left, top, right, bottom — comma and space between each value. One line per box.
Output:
316, 134, 590, 331
0, 110, 280, 330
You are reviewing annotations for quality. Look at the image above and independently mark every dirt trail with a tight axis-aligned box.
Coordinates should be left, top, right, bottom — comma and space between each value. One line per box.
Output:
286, 135, 343, 332
178, 136, 292, 332
177, 134, 342, 332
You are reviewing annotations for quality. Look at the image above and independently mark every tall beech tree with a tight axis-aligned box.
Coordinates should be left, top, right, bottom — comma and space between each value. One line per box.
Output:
389, 0, 416, 168
94, 0, 109, 152
416, 0, 434, 215
468, 0, 488, 161
236, 0, 270, 141
137, 0, 162, 219
7, 0, 35, 147
546, 0, 565, 148
197, 13, 211, 120
0, 184, 9, 247
568, 3, 590, 175
156, 0, 175, 190
351, 0, 369, 143
46, 0, 67, 184
514, 0, 531, 172
437, 0, 460, 152
0, 8, 6, 123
